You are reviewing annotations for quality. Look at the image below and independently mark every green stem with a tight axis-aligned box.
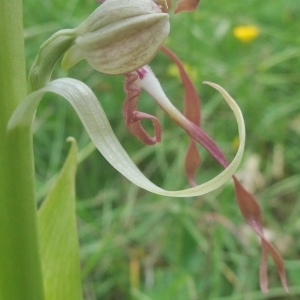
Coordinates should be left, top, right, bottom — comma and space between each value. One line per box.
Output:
0, 1, 44, 299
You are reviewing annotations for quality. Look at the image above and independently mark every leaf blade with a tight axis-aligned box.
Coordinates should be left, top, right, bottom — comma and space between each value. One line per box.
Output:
8, 77, 244, 198
38, 138, 82, 300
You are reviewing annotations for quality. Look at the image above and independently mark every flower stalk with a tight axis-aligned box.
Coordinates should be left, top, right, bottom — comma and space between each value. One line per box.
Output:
0, 1, 44, 299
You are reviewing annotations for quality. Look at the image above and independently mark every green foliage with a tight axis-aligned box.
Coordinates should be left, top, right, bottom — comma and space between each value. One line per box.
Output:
38, 138, 82, 300
0, 1, 44, 299
23, 0, 300, 299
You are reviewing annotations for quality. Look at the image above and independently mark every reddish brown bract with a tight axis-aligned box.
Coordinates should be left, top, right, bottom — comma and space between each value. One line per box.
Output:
174, 0, 200, 13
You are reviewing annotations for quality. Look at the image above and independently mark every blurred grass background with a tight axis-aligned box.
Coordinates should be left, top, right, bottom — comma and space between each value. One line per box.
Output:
23, 0, 300, 299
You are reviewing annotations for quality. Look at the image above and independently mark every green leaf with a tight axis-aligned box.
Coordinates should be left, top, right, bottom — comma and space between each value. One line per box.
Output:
38, 137, 82, 300
8, 77, 244, 198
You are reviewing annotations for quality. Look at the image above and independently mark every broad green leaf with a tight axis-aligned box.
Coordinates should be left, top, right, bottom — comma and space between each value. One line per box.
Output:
38, 138, 82, 300
8, 77, 244, 197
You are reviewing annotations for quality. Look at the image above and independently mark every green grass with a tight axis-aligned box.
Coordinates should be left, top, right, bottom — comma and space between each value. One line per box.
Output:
24, 0, 300, 299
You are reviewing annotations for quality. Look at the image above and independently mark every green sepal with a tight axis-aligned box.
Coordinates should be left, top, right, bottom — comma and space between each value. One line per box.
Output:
61, 44, 84, 70
28, 29, 77, 92
38, 137, 82, 300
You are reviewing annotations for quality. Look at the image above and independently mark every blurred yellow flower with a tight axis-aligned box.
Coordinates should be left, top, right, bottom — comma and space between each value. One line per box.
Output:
166, 62, 198, 81
233, 25, 259, 43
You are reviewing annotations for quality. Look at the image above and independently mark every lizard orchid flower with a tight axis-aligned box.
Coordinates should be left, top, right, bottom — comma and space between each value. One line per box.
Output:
14, 0, 287, 294
122, 48, 288, 293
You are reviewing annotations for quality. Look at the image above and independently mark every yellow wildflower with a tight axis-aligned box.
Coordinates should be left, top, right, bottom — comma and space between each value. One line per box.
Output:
166, 62, 198, 81
233, 25, 259, 43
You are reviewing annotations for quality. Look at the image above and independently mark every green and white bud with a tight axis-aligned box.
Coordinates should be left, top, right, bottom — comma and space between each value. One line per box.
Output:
62, 0, 170, 75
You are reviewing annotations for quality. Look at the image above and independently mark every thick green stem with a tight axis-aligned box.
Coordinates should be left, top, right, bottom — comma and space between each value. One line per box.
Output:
0, 1, 44, 299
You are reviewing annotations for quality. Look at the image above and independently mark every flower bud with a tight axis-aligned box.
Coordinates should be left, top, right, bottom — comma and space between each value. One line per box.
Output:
62, 0, 170, 75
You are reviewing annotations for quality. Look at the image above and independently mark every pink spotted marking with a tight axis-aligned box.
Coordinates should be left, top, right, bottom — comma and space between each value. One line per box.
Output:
136, 67, 148, 79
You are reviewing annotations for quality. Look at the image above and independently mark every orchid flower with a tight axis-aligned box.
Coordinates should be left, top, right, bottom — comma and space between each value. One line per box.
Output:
122, 50, 288, 293
110, 1, 288, 292
10, 0, 288, 294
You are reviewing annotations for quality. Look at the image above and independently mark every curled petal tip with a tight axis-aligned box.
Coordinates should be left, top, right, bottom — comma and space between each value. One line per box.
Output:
202, 81, 216, 86
203, 81, 224, 92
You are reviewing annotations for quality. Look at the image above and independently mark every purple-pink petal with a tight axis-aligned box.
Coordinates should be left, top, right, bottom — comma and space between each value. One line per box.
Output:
123, 72, 162, 145
161, 46, 202, 185
234, 178, 289, 293
130, 52, 288, 292
184, 140, 201, 186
